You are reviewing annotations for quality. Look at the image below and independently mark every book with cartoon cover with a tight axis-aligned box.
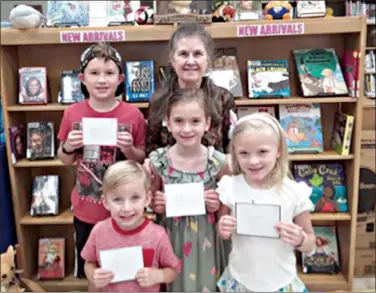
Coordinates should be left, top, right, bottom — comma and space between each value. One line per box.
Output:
302, 226, 340, 274
47, 1, 89, 26
294, 48, 348, 97
293, 163, 348, 212
38, 238, 65, 279
279, 103, 324, 153
248, 60, 290, 98
331, 111, 355, 156
125, 61, 154, 102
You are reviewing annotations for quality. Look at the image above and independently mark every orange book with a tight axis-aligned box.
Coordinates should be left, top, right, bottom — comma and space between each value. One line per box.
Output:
37, 238, 65, 279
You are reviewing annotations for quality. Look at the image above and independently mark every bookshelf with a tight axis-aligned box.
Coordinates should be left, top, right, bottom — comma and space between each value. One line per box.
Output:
0, 16, 367, 292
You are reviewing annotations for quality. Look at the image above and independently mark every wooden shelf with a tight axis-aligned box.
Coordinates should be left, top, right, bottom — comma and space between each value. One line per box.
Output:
20, 209, 73, 225
288, 150, 354, 161
311, 213, 351, 221
235, 96, 356, 106
299, 271, 348, 292
14, 158, 65, 168
0, 17, 363, 45
363, 99, 376, 108
366, 46, 376, 50
7, 102, 149, 112
34, 273, 88, 292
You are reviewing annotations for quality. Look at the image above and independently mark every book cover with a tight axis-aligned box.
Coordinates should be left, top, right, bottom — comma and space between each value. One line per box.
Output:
30, 175, 59, 216
234, 1, 263, 20
8, 124, 26, 164
18, 67, 48, 105
294, 163, 348, 212
341, 50, 357, 97
26, 122, 55, 160
47, 1, 89, 26
331, 112, 355, 156
294, 48, 348, 97
279, 104, 324, 153
296, 0, 326, 18
238, 106, 276, 119
125, 61, 154, 102
302, 226, 340, 274
208, 48, 243, 97
38, 238, 65, 279
107, 1, 126, 22
59, 70, 85, 104
248, 60, 290, 98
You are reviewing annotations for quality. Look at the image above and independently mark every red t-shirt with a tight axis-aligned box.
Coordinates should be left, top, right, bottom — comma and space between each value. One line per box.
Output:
81, 217, 180, 292
57, 100, 146, 224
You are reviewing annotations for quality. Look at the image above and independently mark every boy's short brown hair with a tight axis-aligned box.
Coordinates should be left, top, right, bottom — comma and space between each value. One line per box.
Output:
102, 160, 150, 196
80, 42, 124, 97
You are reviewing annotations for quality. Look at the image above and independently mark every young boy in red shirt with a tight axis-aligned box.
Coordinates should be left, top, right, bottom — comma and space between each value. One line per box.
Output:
57, 42, 146, 280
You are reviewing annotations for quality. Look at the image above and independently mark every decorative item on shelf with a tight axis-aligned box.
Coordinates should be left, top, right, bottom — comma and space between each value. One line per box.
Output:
212, 1, 236, 22
264, 1, 292, 20
9, 4, 44, 29
153, 0, 212, 24
1, 246, 25, 292
135, 6, 154, 25
325, 7, 334, 18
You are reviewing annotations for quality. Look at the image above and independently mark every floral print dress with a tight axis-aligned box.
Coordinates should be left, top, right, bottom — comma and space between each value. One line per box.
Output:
149, 147, 227, 292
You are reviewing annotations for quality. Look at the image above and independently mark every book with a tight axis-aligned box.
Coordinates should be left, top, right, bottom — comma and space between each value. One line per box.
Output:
234, 1, 263, 20
294, 163, 348, 212
18, 67, 48, 105
331, 112, 355, 156
238, 106, 276, 119
208, 48, 243, 97
125, 61, 154, 102
30, 175, 59, 216
279, 104, 324, 153
302, 226, 340, 274
296, 0, 326, 18
342, 50, 358, 97
58, 70, 85, 104
8, 124, 26, 164
247, 60, 290, 98
38, 238, 65, 279
26, 122, 55, 160
294, 48, 348, 97
47, 1, 89, 27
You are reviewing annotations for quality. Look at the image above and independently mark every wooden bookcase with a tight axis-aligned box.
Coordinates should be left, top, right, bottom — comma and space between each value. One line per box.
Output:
0, 16, 367, 292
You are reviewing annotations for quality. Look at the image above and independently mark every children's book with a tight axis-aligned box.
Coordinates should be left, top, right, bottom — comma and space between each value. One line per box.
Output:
294, 48, 348, 97
234, 1, 263, 20
125, 61, 154, 102
331, 112, 355, 156
18, 67, 48, 105
47, 1, 89, 26
58, 70, 85, 104
294, 163, 348, 212
38, 238, 65, 279
248, 60, 290, 98
26, 122, 55, 160
208, 48, 243, 97
296, 0, 326, 18
342, 50, 358, 97
30, 175, 59, 216
238, 106, 276, 118
8, 124, 26, 164
302, 226, 340, 274
279, 104, 324, 153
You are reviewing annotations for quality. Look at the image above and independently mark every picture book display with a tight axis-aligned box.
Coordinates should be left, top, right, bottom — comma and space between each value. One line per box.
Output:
208, 48, 243, 97
30, 175, 59, 216
125, 61, 154, 102
296, 0, 326, 18
279, 104, 324, 153
294, 163, 348, 212
18, 67, 48, 105
247, 60, 290, 98
26, 122, 55, 160
38, 238, 65, 279
58, 70, 85, 104
294, 48, 348, 96
47, 0, 89, 26
302, 226, 340, 274
331, 111, 355, 156
8, 124, 26, 164
234, 1, 263, 20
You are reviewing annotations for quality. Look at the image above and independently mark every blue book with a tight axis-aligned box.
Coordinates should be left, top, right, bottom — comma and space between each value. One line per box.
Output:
248, 59, 290, 98
47, 1, 89, 26
125, 61, 154, 102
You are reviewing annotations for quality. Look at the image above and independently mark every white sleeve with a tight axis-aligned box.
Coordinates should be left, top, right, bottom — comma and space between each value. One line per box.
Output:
294, 181, 314, 217
216, 175, 234, 209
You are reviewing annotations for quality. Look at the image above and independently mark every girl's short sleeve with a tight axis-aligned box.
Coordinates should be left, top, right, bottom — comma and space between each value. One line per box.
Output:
216, 175, 234, 209
294, 181, 314, 217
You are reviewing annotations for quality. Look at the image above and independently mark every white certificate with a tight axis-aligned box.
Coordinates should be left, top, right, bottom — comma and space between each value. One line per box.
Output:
82, 117, 117, 146
99, 246, 144, 283
235, 202, 281, 238
165, 182, 206, 218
